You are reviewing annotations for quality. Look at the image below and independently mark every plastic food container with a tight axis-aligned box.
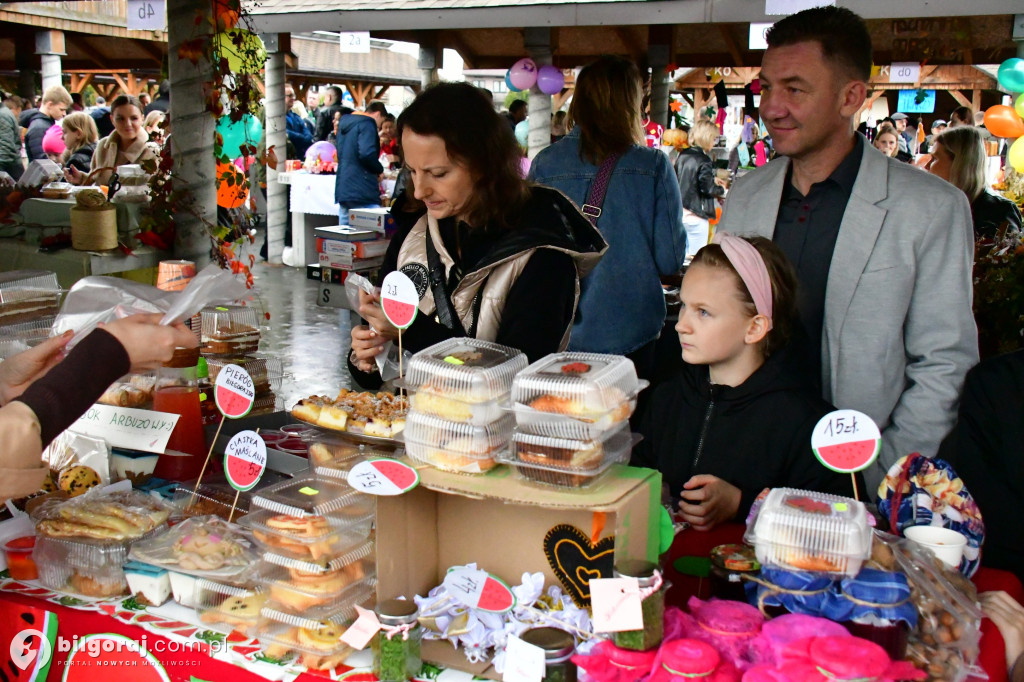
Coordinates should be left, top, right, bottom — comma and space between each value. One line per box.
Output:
205, 356, 284, 395
744, 488, 872, 577
404, 411, 513, 474
511, 352, 646, 439
256, 590, 376, 670
200, 305, 261, 355
116, 164, 148, 186
3, 536, 38, 580
241, 509, 374, 562
195, 579, 267, 637
405, 337, 526, 405
502, 423, 634, 489
128, 515, 259, 581
260, 542, 376, 617
34, 524, 166, 598
251, 476, 372, 517
173, 480, 251, 522
0, 270, 62, 327
305, 436, 393, 480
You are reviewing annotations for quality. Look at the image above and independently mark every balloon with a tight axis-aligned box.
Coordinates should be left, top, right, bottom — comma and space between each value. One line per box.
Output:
509, 58, 538, 91
214, 29, 266, 74
233, 155, 255, 172
1010, 137, 1024, 174
505, 70, 522, 93
514, 120, 529, 148
536, 65, 565, 95
997, 58, 1024, 93
1016, 93, 1024, 120
305, 140, 337, 166
216, 114, 262, 157
216, 160, 248, 209
983, 105, 1024, 139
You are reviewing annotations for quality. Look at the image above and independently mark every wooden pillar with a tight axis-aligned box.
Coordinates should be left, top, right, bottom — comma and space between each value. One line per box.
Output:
418, 32, 440, 89
264, 33, 288, 264
971, 89, 981, 115
648, 25, 672, 128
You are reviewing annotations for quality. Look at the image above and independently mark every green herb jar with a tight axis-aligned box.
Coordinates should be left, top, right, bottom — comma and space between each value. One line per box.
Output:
372, 599, 422, 682
612, 560, 664, 651
519, 627, 577, 682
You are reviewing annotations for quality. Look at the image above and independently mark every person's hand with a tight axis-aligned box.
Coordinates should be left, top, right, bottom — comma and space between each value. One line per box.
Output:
981, 591, 1024, 671
98, 313, 197, 371
63, 165, 84, 185
350, 325, 387, 373
357, 289, 398, 341
678, 475, 742, 531
0, 331, 73, 405
713, 177, 728, 188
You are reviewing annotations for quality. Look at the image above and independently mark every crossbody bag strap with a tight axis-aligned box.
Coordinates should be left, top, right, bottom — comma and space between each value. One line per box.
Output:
580, 152, 623, 228
424, 231, 468, 335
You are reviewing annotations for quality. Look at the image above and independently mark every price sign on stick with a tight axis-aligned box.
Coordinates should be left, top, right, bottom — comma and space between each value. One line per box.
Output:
380, 271, 419, 330
590, 577, 644, 633
215, 364, 256, 419
347, 459, 419, 496
223, 429, 267, 492
811, 409, 881, 500
443, 566, 516, 613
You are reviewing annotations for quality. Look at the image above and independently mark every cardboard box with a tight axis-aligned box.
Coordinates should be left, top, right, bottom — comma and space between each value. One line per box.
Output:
318, 252, 385, 271
306, 263, 322, 281
317, 237, 390, 259
348, 207, 396, 235
314, 225, 378, 242
377, 462, 661, 677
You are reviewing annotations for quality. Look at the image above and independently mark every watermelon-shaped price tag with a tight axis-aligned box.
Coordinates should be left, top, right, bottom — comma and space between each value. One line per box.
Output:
347, 459, 419, 496
443, 566, 516, 613
214, 364, 256, 419
812, 409, 881, 473
381, 271, 419, 330
223, 429, 267, 491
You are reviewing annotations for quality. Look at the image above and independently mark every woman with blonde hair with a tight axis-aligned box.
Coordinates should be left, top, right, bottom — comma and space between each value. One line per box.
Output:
60, 111, 99, 174
929, 125, 1021, 239
529, 55, 686, 380
144, 110, 166, 144
873, 124, 900, 158
675, 120, 727, 257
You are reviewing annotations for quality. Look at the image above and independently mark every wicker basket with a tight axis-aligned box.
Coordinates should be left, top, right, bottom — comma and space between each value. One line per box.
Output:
71, 205, 117, 251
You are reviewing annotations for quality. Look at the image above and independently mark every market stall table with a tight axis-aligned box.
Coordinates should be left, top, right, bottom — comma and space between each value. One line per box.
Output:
0, 238, 166, 289
278, 171, 342, 267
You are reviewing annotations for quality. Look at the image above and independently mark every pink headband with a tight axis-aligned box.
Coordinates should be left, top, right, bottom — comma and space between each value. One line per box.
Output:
711, 231, 774, 330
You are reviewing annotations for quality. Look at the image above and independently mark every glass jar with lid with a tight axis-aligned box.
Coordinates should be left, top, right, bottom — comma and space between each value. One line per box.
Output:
519, 627, 577, 682
612, 560, 665, 651
372, 599, 422, 681
152, 346, 207, 481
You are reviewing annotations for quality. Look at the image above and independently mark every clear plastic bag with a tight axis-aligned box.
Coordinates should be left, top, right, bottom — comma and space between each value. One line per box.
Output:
42, 431, 112, 490
52, 264, 249, 348
129, 515, 259, 580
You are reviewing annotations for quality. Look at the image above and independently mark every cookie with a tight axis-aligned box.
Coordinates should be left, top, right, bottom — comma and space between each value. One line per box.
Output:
58, 465, 101, 497
297, 620, 344, 652
266, 515, 330, 538
200, 593, 267, 631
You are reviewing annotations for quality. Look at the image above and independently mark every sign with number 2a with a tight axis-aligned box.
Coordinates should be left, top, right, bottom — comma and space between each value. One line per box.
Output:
347, 459, 419, 495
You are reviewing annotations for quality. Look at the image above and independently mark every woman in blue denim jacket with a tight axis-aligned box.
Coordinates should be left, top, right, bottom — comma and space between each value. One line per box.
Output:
530, 56, 687, 378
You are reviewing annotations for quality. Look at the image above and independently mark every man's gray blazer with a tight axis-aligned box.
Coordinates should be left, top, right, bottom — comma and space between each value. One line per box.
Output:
718, 141, 979, 490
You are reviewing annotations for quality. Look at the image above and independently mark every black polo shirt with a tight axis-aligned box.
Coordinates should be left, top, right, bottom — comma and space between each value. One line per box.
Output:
774, 134, 864, 388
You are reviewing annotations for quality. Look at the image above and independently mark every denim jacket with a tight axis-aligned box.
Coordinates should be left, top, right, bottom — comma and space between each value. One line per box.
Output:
530, 129, 686, 355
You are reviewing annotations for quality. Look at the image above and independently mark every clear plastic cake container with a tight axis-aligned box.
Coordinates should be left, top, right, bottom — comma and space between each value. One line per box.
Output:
260, 543, 377, 617
502, 424, 634, 489
744, 487, 872, 577
195, 579, 268, 637
34, 524, 166, 597
241, 509, 374, 562
404, 411, 513, 474
0, 270, 62, 322
511, 352, 646, 429
200, 305, 261, 355
307, 439, 383, 481
173, 480, 251, 522
410, 388, 509, 425
256, 587, 376, 663
511, 394, 639, 440
404, 338, 527, 403
205, 355, 284, 395
251, 475, 372, 517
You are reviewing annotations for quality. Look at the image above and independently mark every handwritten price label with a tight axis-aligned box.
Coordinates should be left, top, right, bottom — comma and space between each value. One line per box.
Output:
380, 271, 419, 330
442, 566, 516, 613
503, 634, 545, 682
223, 430, 267, 491
811, 409, 881, 473
589, 577, 644, 633
346, 459, 419, 496
214, 364, 256, 419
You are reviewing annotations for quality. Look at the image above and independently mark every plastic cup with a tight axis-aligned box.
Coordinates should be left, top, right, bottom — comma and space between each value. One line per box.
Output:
3, 536, 38, 580
904, 526, 966, 569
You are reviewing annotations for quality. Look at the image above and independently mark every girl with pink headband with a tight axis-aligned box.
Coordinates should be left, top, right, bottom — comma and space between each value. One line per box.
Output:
633, 233, 857, 531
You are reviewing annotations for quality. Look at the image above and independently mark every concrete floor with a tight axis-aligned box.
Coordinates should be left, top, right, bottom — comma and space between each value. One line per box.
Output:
249, 262, 355, 405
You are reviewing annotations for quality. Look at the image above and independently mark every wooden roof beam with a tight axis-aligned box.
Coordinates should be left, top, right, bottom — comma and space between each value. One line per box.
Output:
948, 90, 971, 108
64, 33, 107, 69
135, 39, 165, 66
440, 30, 478, 70
614, 27, 645, 64
718, 25, 744, 69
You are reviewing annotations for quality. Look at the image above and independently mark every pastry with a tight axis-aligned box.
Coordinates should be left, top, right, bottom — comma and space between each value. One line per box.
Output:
173, 525, 245, 571
270, 561, 368, 611
425, 435, 500, 473
70, 571, 126, 597
0, 290, 60, 326
290, 389, 408, 437
410, 387, 502, 422
261, 624, 353, 671
98, 383, 151, 408
308, 441, 360, 466
290, 397, 326, 424
38, 496, 169, 540
528, 387, 631, 423
200, 593, 267, 632
253, 515, 338, 560
124, 561, 170, 606
515, 440, 604, 487
202, 321, 260, 355
58, 465, 101, 497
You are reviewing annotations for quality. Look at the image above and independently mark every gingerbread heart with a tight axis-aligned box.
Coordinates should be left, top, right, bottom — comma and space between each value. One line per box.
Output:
543, 523, 614, 607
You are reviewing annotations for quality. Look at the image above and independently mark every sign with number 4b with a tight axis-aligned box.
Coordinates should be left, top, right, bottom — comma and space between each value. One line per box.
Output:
127, 0, 165, 30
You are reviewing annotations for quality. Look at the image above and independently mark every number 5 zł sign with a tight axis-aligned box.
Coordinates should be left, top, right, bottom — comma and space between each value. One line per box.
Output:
215, 364, 256, 419
811, 409, 881, 473
380, 271, 418, 330
223, 429, 267, 491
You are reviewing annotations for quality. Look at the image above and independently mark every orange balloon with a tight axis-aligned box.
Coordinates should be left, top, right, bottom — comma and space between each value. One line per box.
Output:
983, 105, 1024, 139
216, 160, 248, 209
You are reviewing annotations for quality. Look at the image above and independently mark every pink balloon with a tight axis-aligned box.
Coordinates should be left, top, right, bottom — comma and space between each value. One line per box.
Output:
536, 65, 565, 95
233, 155, 255, 172
509, 58, 538, 91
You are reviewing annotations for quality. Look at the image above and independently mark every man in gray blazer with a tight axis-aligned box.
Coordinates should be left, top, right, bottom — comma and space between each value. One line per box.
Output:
719, 6, 978, 490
